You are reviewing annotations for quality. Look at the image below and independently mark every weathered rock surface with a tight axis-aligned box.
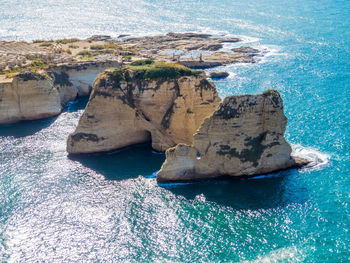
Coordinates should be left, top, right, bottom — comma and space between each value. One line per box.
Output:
67, 64, 221, 154
157, 90, 308, 182
0, 33, 262, 125
0, 72, 61, 124
0, 61, 121, 124
51, 61, 120, 97
51, 61, 120, 105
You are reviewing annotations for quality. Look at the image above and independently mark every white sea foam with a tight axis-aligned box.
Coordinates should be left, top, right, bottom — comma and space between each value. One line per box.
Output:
242, 246, 306, 263
291, 144, 330, 170
248, 145, 330, 180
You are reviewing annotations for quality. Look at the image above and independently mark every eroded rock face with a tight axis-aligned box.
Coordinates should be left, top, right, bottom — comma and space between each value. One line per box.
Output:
0, 72, 61, 124
51, 61, 120, 98
0, 61, 121, 124
67, 67, 221, 154
157, 90, 301, 182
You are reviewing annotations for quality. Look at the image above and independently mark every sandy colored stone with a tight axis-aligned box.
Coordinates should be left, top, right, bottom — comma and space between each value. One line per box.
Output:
51, 61, 120, 97
0, 72, 61, 124
0, 33, 260, 125
157, 90, 307, 182
67, 68, 221, 154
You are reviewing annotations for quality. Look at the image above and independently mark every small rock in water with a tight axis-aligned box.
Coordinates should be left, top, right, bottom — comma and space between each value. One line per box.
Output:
209, 71, 229, 79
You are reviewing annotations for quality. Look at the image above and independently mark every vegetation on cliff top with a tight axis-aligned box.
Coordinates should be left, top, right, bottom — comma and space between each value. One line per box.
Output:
263, 89, 279, 96
123, 59, 202, 80
0, 58, 52, 78
102, 60, 202, 86
55, 38, 80, 44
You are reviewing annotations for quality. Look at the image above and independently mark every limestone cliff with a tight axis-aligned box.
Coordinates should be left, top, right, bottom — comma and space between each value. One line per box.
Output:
51, 61, 120, 104
0, 61, 120, 124
0, 72, 61, 124
157, 90, 308, 182
67, 61, 221, 154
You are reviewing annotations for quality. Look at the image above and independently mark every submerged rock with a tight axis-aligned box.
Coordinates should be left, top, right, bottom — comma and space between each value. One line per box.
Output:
67, 60, 221, 154
157, 90, 308, 182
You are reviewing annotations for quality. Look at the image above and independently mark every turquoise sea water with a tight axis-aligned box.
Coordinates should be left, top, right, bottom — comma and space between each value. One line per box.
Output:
0, 0, 349, 262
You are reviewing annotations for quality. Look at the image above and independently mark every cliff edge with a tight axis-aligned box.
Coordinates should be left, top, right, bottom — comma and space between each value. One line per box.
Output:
157, 90, 309, 182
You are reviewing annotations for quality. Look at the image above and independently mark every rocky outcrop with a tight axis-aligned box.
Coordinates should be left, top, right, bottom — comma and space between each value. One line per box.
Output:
209, 71, 229, 79
0, 61, 121, 124
67, 62, 221, 154
51, 61, 120, 98
157, 90, 308, 182
0, 72, 61, 124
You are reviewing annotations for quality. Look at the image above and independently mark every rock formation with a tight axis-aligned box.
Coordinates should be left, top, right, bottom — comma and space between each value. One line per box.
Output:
0, 61, 120, 124
67, 61, 221, 154
51, 61, 119, 105
0, 33, 262, 125
0, 72, 62, 124
157, 90, 308, 182
209, 71, 229, 79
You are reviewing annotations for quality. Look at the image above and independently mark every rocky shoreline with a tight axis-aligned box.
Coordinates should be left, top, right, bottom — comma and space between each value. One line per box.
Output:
67, 60, 221, 154
0, 33, 261, 125
157, 91, 309, 182
66, 60, 310, 181
0, 33, 310, 182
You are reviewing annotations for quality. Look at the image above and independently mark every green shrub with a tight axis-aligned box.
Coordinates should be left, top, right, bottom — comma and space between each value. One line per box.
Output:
90, 45, 104, 50
81, 55, 94, 61
33, 39, 53, 44
68, 44, 79, 49
263, 89, 278, 96
39, 42, 53, 47
77, 50, 101, 57
0, 66, 24, 77
130, 59, 155, 66
30, 58, 49, 69
77, 50, 92, 56
56, 38, 80, 44
110, 69, 125, 83
123, 55, 132, 60
104, 41, 121, 50
103, 49, 115, 54
127, 61, 202, 80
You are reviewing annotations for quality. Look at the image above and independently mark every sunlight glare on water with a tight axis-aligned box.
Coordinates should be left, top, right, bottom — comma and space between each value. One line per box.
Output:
1, 0, 349, 262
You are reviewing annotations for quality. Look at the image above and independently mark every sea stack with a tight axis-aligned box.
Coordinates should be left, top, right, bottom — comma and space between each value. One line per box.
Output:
157, 90, 308, 182
67, 60, 221, 154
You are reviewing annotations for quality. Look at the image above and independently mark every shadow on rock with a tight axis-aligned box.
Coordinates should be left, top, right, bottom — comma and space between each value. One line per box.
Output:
163, 169, 308, 210
0, 96, 89, 138
65, 96, 89, 113
69, 143, 165, 181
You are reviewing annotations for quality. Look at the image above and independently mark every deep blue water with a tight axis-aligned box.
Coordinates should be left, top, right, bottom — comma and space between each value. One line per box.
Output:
0, 0, 349, 262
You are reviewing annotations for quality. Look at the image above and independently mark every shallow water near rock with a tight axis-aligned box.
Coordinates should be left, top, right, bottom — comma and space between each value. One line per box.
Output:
0, 0, 349, 262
